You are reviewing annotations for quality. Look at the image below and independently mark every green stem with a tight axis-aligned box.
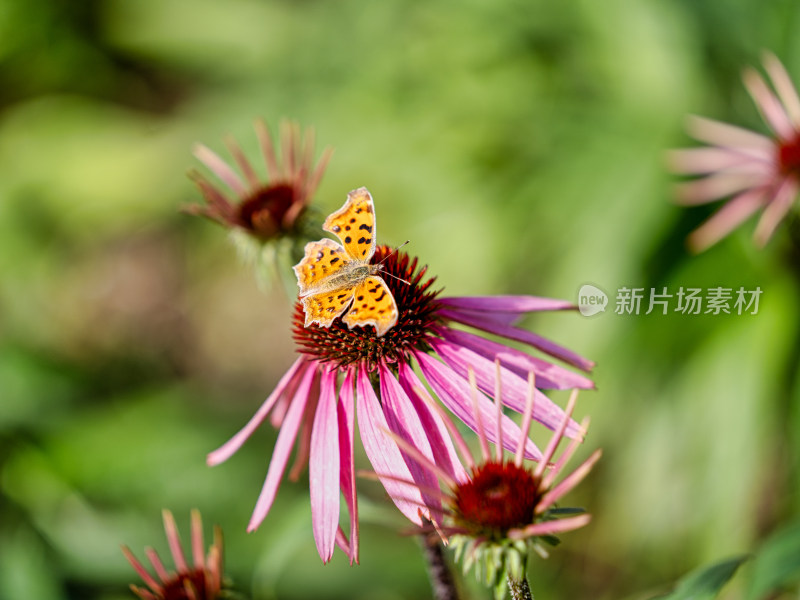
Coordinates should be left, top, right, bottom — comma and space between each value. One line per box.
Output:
507, 576, 533, 600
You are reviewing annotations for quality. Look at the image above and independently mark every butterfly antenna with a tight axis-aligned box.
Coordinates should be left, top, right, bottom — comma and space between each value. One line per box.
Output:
377, 240, 411, 286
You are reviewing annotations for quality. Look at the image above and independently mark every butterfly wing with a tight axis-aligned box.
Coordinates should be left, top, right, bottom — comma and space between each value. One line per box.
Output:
293, 238, 349, 297
302, 286, 358, 328
323, 187, 376, 263
342, 275, 398, 337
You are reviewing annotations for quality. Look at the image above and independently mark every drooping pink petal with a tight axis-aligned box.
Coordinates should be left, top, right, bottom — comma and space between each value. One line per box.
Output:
508, 514, 592, 540
688, 186, 769, 251
309, 368, 340, 563
430, 338, 582, 438
338, 370, 359, 564
754, 177, 799, 246
193, 144, 248, 196
397, 362, 467, 482
763, 51, 800, 128
667, 147, 772, 174
675, 172, 771, 205
224, 135, 259, 187
355, 367, 427, 525
207, 358, 307, 466
379, 364, 443, 522
743, 67, 796, 140
438, 309, 594, 371
414, 350, 541, 460
437, 326, 594, 390
438, 295, 576, 313
247, 366, 317, 532
335, 526, 351, 557
686, 115, 774, 152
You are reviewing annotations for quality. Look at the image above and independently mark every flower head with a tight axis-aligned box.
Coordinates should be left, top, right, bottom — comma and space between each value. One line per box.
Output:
379, 369, 600, 595
671, 52, 800, 251
207, 192, 594, 565
187, 119, 332, 276
122, 510, 224, 600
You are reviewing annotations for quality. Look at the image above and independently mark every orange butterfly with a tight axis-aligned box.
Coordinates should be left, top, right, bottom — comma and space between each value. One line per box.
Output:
293, 187, 399, 337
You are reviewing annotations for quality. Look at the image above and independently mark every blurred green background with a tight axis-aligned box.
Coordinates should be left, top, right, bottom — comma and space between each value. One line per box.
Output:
1, 0, 800, 598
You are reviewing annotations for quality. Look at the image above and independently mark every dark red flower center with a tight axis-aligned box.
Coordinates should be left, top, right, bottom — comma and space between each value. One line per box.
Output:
292, 247, 442, 369
778, 136, 800, 175
453, 462, 541, 533
238, 183, 298, 238
160, 568, 210, 600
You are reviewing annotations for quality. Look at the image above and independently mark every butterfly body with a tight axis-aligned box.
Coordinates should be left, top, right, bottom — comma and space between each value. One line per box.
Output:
293, 187, 399, 337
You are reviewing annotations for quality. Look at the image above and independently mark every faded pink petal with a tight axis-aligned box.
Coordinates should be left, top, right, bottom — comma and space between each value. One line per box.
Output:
430, 337, 582, 438
207, 358, 306, 466
675, 172, 771, 206
688, 186, 768, 251
686, 115, 774, 152
763, 51, 800, 127
414, 350, 541, 460
337, 370, 359, 564
667, 147, 772, 174
437, 326, 594, 390
248, 366, 317, 531
754, 177, 799, 246
355, 367, 427, 525
744, 67, 796, 140
439, 308, 595, 371
309, 368, 340, 563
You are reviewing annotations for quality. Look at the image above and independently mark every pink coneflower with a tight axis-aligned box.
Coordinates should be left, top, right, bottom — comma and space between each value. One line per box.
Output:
671, 52, 800, 251
122, 510, 224, 600
207, 246, 594, 564
377, 368, 601, 593
187, 119, 332, 242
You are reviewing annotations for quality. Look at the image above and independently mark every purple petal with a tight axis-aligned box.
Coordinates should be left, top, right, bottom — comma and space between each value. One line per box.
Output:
338, 370, 359, 564
207, 358, 307, 466
309, 368, 340, 563
397, 362, 467, 483
414, 350, 541, 460
247, 365, 317, 532
379, 364, 443, 521
438, 309, 594, 371
437, 327, 594, 390
429, 338, 582, 438
439, 295, 576, 313
355, 367, 425, 525
509, 514, 591, 540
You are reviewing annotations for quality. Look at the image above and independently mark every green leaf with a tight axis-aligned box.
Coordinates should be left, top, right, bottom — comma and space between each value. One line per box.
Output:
655, 555, 749, 600
745, 520, 800, 600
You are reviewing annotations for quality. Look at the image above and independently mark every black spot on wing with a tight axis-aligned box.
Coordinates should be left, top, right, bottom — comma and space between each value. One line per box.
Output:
359, 224, 373, 233
345, 236, 352, 244
330, 257, 340, 264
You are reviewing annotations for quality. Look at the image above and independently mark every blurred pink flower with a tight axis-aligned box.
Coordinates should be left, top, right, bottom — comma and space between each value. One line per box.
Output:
122, 510, 223, 600
187, 119, 332, 241
670, 52, 800, 251
207, 247, 594, 564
